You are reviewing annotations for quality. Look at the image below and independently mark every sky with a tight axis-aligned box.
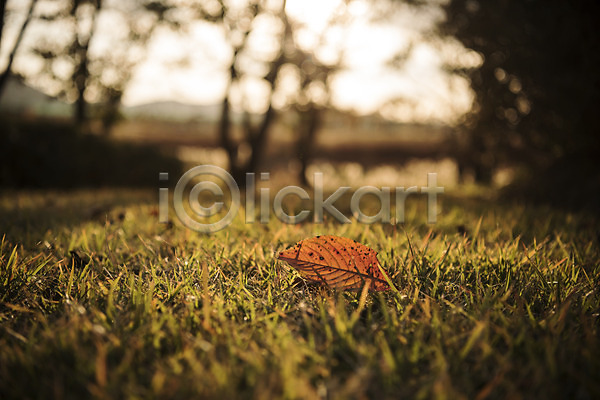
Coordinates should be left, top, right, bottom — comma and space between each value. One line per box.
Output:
0, 0, 480, 124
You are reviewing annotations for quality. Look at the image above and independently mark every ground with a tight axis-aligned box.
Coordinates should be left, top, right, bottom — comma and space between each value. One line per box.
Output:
0, 189, 599, 399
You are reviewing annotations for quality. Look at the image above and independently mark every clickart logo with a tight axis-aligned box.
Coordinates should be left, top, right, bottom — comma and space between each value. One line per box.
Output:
158, 165, 444, 233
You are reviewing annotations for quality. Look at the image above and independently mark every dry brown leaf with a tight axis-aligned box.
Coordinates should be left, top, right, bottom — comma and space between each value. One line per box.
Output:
277, 235, 391, 291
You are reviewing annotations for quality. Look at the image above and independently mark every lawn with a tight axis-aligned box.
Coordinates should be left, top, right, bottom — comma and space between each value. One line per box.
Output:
0, 189, 599, 399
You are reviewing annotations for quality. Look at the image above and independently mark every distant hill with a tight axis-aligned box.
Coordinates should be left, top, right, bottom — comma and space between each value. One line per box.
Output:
122, 101, 222, 123
0, 77, 450, 144
0, 77, 224, 123
0, 76, 71, 117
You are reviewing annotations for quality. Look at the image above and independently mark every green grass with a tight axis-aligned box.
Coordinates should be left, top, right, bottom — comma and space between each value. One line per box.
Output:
0, 189, 599, 399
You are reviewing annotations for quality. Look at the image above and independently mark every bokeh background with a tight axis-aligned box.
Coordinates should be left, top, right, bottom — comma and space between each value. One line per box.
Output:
1, 0, 599, 209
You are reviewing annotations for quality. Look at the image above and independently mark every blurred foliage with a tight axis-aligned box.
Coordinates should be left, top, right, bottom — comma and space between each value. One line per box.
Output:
0, 116, 182, 188
440, 0, 600, 187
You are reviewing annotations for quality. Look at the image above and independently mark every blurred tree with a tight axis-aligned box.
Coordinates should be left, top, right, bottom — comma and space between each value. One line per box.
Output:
284, 32, 339, 186
90, 1, 180, 135
440, 0, 600, 185
90, 0, 294, 183
0, 0, 37, 96
19, 0, 175, 132
24, 0, 108, 129
71, 0, 102, 129
213, 0, 288, 184
0, 0, 5, 47
213, 0, 345, 185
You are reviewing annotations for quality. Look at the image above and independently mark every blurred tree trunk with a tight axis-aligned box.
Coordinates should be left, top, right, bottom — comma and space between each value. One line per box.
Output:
244, 56, 283, 177
219, 53, 284, 185
72, 0, 102, 131
99, 88, 122, 136
218, 1, 287, 186
219, 66, 237, 178
296, 106, 320, 186
0, 0, 36, 97
0, 0, 6, 49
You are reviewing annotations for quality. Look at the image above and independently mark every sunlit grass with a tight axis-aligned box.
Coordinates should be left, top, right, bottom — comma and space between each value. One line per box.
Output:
0, 190, 599, 399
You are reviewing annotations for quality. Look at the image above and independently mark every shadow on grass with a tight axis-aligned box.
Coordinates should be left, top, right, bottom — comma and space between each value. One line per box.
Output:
499, 153, 600, 215
0, 190, 159, 249
0, 115, 183, 246
0, 115, 183, 188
